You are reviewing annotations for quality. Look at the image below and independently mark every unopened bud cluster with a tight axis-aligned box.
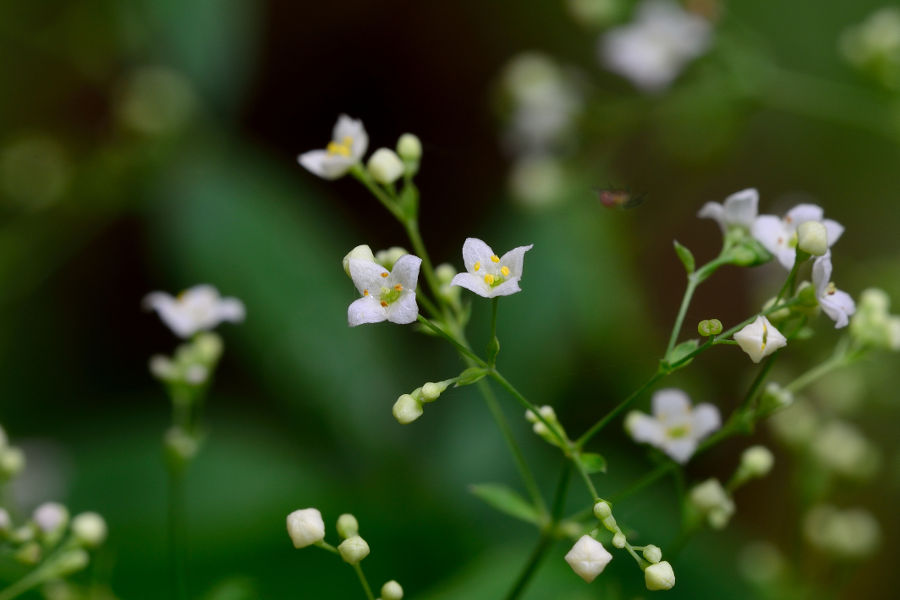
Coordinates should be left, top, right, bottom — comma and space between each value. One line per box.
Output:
525, 405, 568, 447
689, 479, 735, 529
149, 331, 224, 388
850, 288, 900, 351
393, 379, 452, 424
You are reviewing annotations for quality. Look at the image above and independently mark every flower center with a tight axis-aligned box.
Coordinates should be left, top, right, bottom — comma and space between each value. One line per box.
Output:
826, 282, 836, 296
326, 136, 354, 157
666, 424, 691, 439
476, 255, 512, 287
379, 286, 402, 306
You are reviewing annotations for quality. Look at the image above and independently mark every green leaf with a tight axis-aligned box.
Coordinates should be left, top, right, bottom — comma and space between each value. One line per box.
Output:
469, 483, 541, 525
577, 452, 607, 474
456, 367, 488, 386
664, 339, 700, 370
673, 240, 695, 274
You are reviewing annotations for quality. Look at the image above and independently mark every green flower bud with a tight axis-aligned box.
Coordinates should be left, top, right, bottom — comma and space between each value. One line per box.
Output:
336, 513, 359, 539
338, 535, 370, 564
0, 446, 25, 478
645, 560, 676, 591
797, 221, 828, 256
381, 580, 404, 600
612, 532, 626, 548
697, 319, 723, 336
435, 263, 456, 285
643, 544, 662, 564
50, 549, 90, 578
592, 501, 612, 520
739, 446, 774, 479
367, 148, 404, 185
15, 542, 41, 565
396, 134, 422, 163
71, 512, 107, 548
343, 245, 376, 277
421, 381, 450, 402
392, 394, 423, 425
193, 332, 224, 364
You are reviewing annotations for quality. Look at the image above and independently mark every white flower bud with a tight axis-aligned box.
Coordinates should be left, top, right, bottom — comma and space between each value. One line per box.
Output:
645, 560, 676, 591
286, 508, 325, 549
421, 381, 449, 402
336, 513, 359, 539
435, 263, 456, 285
524, 409, 538, 423
375, 247, 409, 270
797, 221, 828, 256
343, 245, 376, 277
642, 544, 662, 564
0, 446, 25, 477
740, 446, 775, 478
612, 532, 626, 548
381, 580, 404, 600
338, 535, 370, 564
0, 508, 10, 532
396, 134, 422, 163
71, 512, 107, 548
592, 501, 612, 520
734, 316, 787, 363
689, 479, 729, 512
601, 515, 617, 531
392, 394, 423, 425
564, 535, 612, 583
149, 355, 176, 380
33, 502, 68, 535
367, 148, 405, 185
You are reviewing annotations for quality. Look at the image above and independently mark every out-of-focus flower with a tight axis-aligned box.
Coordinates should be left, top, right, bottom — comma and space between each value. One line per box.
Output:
733, 316, 787, 363
450, 238, 533, 298
811, 420, 880, 480
625, 388, 720, 463
840, 7, 900, 90
298, 115, 368, 180
738, 542, 784, 585
71, 512, 107, 548
508, 156, 566, 209
286, 508, 325, 549
347, 255, 421, 326
565, 535, 613, 582
0, 136, 69, 210
116, 66, 196, 136
144, 285, 245, 338
33, 502, 68, 535
769, 400, 819, 446
812, 253, 855, 328
599, 0, 711, 92
752, 204, 844, 269
850, 288, 900, 351
367, 148, 404, 185
698, 188, 758, 233
804, 505, 880, 559
689, 478, 734, 529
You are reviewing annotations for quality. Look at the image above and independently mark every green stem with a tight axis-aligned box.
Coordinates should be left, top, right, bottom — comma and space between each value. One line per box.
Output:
785, 349, 853, 394
352, 563, 376, 600
667, 276, 700, 355
416, 316, 486, 367
488, 371, 568, 450
575, 371, 666, 449
351, 167, 403, 221
489, 297, 499, 366
774, 252, 804, 305
404, 219, 444, 311
0, 562, 56, 600
167, 466, 188, 600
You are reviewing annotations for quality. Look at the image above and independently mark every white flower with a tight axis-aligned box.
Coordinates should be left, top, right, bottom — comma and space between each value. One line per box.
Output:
698, 188, 758, 232
450, 238, 533, 298
733, 316, 787, 363
347, 255, 421, 326
297, 114, 368, 180
144, 285, 245, 338
625, 389, 720, 464
752, 203, 844, 269
599, 0, 711, 92
645, 560, 676, 590
812, 253, 855, 329
33, 502, 68, 534
286, 508, 325, 548
565, 535, 613, 582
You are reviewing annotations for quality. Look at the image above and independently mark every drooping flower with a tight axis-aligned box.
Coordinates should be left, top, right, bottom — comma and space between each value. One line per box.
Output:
698, 188, 758, 232
297, 114, 368, 180
450, 238, 533, 298
144, 285, 245, 338
625, 389, 720, 463
565, 535, 613, 582
752, 204, 844, 269
733, 316, 787, 363
599, 0, 711, 92
347, 255, 421, 326
812, 253, 855, 328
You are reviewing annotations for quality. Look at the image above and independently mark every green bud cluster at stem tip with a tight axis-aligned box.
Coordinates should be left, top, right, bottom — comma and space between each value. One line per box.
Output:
697, 318, 723, 336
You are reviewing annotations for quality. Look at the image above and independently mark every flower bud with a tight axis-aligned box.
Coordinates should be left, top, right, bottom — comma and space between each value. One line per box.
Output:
564, 535, 613, 583
336, 513, 359, 539
797, 221, 828, 255
645, 560, 676, 590
392, 394, 423, 425
642, 544, 662, 564
435, 263, 456, 285
338, 535, 370, 564
689, 479, 729, 513
612, 532, 626, 548
33, 502, 69, 536
71, 512, 107, 548
381, 580, 404, 600
375, 247, 408, 270
396, 134, 422, 163
343, 245, 376, 277
149, 355, 177, 380
367, 148, 404, 185
739, 446, 774, 479
593, 500, 612, 520
15, 542, 41, 565
758, 382, 794, 416
286, 508, 325, 549
601, 515, 618, 531
734, 316, 787, 363
421, 381, 450, 402
0, 446, 25, 478
697, 319, 723, 337
193, 332, 224, 364
0, 508, 10, 533
183, 364, 209, 385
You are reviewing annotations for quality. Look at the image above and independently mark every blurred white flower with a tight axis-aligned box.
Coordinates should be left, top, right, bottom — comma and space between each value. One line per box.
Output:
811, 420, 880, 480
625, 388, 720, 463
347, 255, 421, 326
33, 502, 68, 534
286, 508, 325, 549
733, 316, 787, 363
450, 238, 533, 298
698, 188, 758, 233
840, 7, 900, 90
752, 203, 844, 269
144, 285, 245, 338
804, 504, 880, 559
850, 288, 900, 350
812, 253, 855, 328
599, 0, 711, 92
689, 478, 734, 529
298, 115, 368, 180
565, 535, 613, 582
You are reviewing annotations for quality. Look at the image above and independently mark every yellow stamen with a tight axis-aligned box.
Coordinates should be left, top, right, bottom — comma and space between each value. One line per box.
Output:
484, 274, 495, 285
363, 289, 369, 296
326, 135, 354, 157
380, 272, 389, 278
380, 301, 388, 307
474, 261, 480, 272
500, 266, 510, 277
394, 284, 403, 291
490, 255, 500, 263
827, 282, 836, 295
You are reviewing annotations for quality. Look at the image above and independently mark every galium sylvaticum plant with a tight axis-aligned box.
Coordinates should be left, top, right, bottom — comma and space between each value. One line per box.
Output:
286, 114, 899, 599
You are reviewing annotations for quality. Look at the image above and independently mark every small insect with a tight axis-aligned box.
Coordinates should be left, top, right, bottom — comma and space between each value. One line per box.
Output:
595, 187, 647, 210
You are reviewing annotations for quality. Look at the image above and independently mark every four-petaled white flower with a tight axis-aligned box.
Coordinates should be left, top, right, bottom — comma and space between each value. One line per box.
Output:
348, 255, 421, 326
298, 114, 368, 180
813, 252, 856, 328
733, 315, 787, 363
625, 389, 720, 464
450, 238, 533, 298
752, 204, 844, 269
698, 188, 758, 232
565, 535, 613, 583
599, 0, 711, 92
144, 285, 245, 338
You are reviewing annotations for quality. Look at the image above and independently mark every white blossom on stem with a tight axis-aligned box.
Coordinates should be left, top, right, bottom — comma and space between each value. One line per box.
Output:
812, 253, 856, 328
298, 115, 368, 180
752, 204, 844, 269
348, 255, 421, 326
450, 238, 533, 298
733, 316, 787, 363
144, 285, 245, 338
625, 389, 720, 464
698, 188, 758, 232
565, 535, 613, 582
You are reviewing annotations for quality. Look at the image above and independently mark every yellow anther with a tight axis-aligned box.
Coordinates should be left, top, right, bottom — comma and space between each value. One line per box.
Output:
380, 301, 388, 307
490, 255, 500, 263
474, 261, 480, 272
500, 266, 510, 277
380, 272, 389, 278
326, 136, 354, 157
484, 274, 495, 285
827, 282, 836, 295
394, 284, 403, 291
363, 289, 369, 296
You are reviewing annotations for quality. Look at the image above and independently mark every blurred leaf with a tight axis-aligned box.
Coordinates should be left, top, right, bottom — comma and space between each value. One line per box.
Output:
576, 452, 607, 474
673, 240, 695, 274
469, 483, 541, 525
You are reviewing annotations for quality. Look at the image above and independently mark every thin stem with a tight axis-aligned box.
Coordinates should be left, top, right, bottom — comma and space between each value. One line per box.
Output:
785, 352, 849, 393
774, 253, 804, 305
0, 561, 57, 600
416, 316, 486, 367
489, 297, 499, 366
667, 275, 699, 355
575, 370, 665, 449
352, 563, 376, 600
351, 167, 403, 221
609, 461, 675, 504
167, 466, 188, 600
489, 371, 568, 450
404, 219, 444, 310
572, 459, 599, 500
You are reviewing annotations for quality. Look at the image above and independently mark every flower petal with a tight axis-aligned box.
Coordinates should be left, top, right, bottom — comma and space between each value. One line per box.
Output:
821, 289, 855, 329
461, 238, 495, 273
216, 298, 246, 323
723, 188, 758, 229
691, 404, 721, 438
499, 244, 534, 279
390, 255, 422, 291
784, 203, 823, 226
386, 292, 419, 324
349, 259, 390, 296
450, 272, 491, 297
823, 219, 844, 247
626, 412, 665, 444
697, 201, 725, 231
652, 388, 691, 421
298, 150, 353, 180
662, 438, 697, 464
751, 215, 787, 255
812, 253, 832, 296
348, 296, 387, 327
489, 278, 522, 297
333, 114, 368, 161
